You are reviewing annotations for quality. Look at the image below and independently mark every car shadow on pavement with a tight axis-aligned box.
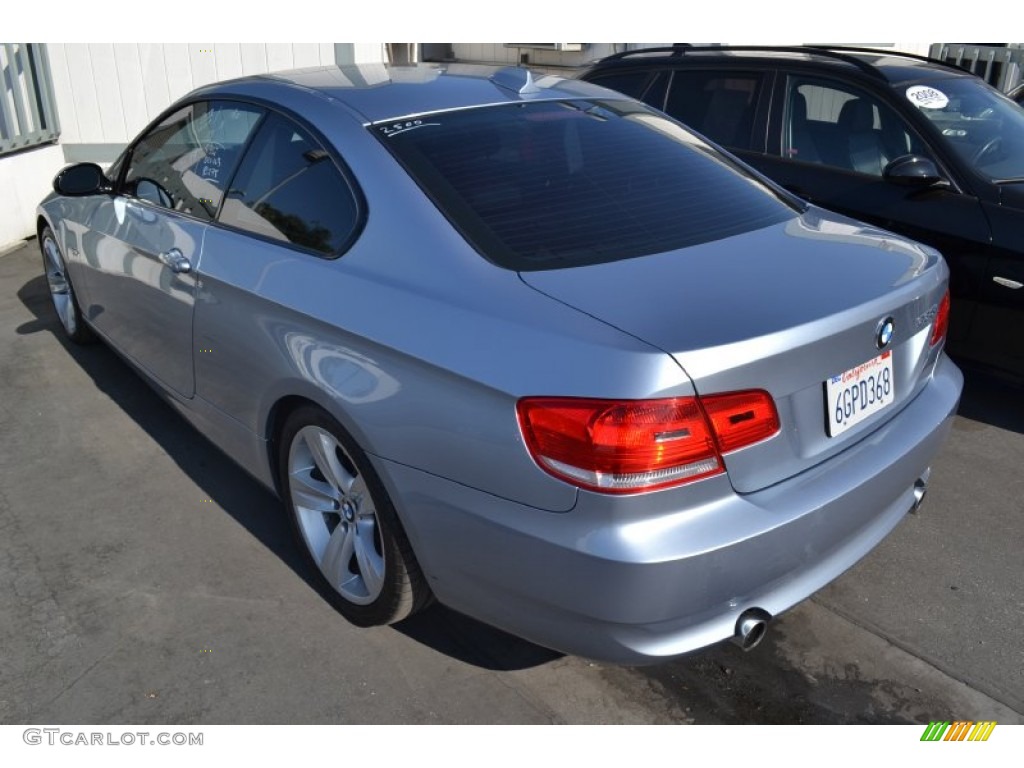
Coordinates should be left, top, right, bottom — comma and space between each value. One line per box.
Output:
15, 272, 559, 672
951, 358, 1024, 434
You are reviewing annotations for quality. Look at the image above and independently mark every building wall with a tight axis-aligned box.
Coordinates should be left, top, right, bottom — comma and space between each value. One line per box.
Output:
0, 144, 65, 249
0, 43, 385, 248
448, 43, 670, 68
46, 43, 384, 155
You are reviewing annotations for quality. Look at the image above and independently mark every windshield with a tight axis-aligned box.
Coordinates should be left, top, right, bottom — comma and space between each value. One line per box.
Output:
903, 77, 1024, 181
375, 100, 797, 270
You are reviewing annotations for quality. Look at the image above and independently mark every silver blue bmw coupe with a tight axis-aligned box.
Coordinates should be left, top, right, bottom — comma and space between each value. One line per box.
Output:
37, 63, 962, 662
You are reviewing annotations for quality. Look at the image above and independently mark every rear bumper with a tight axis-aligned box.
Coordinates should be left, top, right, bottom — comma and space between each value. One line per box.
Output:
378, 355, 963, 663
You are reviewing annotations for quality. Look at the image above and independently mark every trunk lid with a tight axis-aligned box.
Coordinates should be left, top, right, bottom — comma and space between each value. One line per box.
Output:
520, 209, 949, 493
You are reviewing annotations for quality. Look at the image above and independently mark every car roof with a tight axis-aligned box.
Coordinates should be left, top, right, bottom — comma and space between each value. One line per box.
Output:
586, 46, 979, 87
195, 62, 620, 123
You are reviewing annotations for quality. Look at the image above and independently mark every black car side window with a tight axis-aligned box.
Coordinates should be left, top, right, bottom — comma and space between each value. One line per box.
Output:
219, 113, 359, 257
663, 70, 764, 150
585, 70, 657, 101
124, 102, 264, 221
781, 77, 931, 176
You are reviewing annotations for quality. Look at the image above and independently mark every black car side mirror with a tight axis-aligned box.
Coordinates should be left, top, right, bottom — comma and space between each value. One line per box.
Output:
883, 155, 946, 187
53, 163, 111, 196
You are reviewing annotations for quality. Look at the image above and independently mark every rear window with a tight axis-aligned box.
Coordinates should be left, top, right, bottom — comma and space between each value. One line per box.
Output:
375, 100, 796, 270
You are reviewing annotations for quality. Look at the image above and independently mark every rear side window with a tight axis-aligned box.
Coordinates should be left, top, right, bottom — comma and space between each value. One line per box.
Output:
219, 113, 360, 256
377, 100, 795, 271
664, 70, 765, 150
585, 70, 655, 100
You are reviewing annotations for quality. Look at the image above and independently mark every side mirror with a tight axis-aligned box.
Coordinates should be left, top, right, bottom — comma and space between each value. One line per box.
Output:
53, 163, 110, 196
883, 155, 945, 187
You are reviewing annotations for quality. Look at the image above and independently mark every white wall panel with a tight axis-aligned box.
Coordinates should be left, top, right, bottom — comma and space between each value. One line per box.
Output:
0, 143, 66, 246
162, 44, 194, 106
265, 44, 295, 72
239, 44, 268, 75
88, 44, 128, 142
46, 44, 79, 143
63, 45, 103, 143
291, 44, 322, 68
214, 44, 244, 81
137, 43, 172, 120
113, 45, 150, 138
188, 43, 219, 88
44, 43, 386, 148
353, 43, 385, 63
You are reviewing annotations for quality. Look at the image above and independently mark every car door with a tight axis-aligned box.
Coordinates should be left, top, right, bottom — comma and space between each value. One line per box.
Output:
81, 101, 263, 397
752, 73, 993, 347
194, 110, 364, 427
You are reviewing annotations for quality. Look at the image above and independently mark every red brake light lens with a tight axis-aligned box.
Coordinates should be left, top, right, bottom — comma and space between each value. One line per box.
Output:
702, 390, 781, 453
929, 290, 950, 347
517, 391, 779, 494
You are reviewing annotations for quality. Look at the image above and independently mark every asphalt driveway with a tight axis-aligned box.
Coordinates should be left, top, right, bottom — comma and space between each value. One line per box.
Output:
1, 239, 1021, 724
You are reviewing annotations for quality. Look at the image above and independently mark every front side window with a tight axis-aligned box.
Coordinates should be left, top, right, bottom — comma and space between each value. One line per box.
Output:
218, 113, 360, 256
663, 70, 764, 150
377, 100, 796, 271
124, 102, 263, 221
781, 76, 930, 176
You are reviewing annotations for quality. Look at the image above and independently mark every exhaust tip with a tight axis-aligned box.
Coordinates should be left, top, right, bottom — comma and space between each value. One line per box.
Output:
911, 468, 931, 514
731, 608, 771, 651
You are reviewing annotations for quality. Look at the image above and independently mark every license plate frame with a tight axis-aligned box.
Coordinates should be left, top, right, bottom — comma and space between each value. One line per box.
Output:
825, 351, 895, 438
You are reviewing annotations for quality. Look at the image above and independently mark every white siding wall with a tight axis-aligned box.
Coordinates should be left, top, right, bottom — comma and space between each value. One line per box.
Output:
0, 144, 66, 249
450, 43, 671, 68
0, 43, 387, 247
46, 43, 385, 144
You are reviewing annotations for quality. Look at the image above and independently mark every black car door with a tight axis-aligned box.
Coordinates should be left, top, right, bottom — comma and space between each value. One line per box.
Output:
974, 185, 1024, 373
751, 72, 993, 351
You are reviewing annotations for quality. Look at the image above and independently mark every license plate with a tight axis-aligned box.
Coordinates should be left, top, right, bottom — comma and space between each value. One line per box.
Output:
825, 351, 894, 437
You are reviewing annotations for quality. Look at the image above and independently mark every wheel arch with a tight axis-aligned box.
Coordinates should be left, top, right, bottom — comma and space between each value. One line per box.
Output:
262, 390, 379, 497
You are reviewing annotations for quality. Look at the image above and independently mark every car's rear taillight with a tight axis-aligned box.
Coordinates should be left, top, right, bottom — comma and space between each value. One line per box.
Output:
517, 391, 779, 494
701, 390, 780, 453
929, 290, 950, 347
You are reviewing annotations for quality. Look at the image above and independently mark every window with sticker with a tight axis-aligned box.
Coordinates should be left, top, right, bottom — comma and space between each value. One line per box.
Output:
124, 102, 263, 221
904, 78, 1024, 181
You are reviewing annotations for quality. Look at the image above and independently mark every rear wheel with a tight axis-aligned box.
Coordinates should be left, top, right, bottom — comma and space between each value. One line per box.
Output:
40, 226, 94, 344
279, 406, 431, 626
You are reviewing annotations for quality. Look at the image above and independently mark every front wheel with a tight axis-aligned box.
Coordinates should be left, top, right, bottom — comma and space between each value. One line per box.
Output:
279, 406, 432, 626
39, 226, 94, 344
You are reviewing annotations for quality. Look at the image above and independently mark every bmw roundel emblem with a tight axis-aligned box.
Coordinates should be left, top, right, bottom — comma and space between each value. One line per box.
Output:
876, 317, 895, 349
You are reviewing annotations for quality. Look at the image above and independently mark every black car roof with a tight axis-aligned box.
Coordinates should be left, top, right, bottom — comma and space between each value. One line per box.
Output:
587, 46, 978, 87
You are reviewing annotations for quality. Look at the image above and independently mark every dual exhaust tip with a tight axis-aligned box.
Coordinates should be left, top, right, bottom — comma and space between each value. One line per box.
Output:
729, 471, 931, 652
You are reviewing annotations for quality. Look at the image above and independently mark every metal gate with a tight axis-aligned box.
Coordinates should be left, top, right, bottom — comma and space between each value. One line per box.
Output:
0, 43, 60, 157
929, 43, 1024, 94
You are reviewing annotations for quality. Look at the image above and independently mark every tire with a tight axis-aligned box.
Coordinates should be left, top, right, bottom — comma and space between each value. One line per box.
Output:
278, 405, 432, 626
39, 226, 94, 344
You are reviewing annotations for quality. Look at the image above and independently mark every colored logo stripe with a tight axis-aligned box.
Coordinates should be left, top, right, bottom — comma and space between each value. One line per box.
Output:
920, 721, 996, 742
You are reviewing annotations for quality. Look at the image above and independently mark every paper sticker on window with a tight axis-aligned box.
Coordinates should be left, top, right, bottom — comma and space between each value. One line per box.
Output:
906, 85, 949, 110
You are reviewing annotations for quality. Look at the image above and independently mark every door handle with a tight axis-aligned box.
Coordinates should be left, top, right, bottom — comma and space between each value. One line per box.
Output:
993, 276, 1023, 290
159, 248, 192, 274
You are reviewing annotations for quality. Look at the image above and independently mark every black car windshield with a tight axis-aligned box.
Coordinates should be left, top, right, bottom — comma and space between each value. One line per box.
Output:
903, 77, 1024, 182
375, 100, 797, 270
